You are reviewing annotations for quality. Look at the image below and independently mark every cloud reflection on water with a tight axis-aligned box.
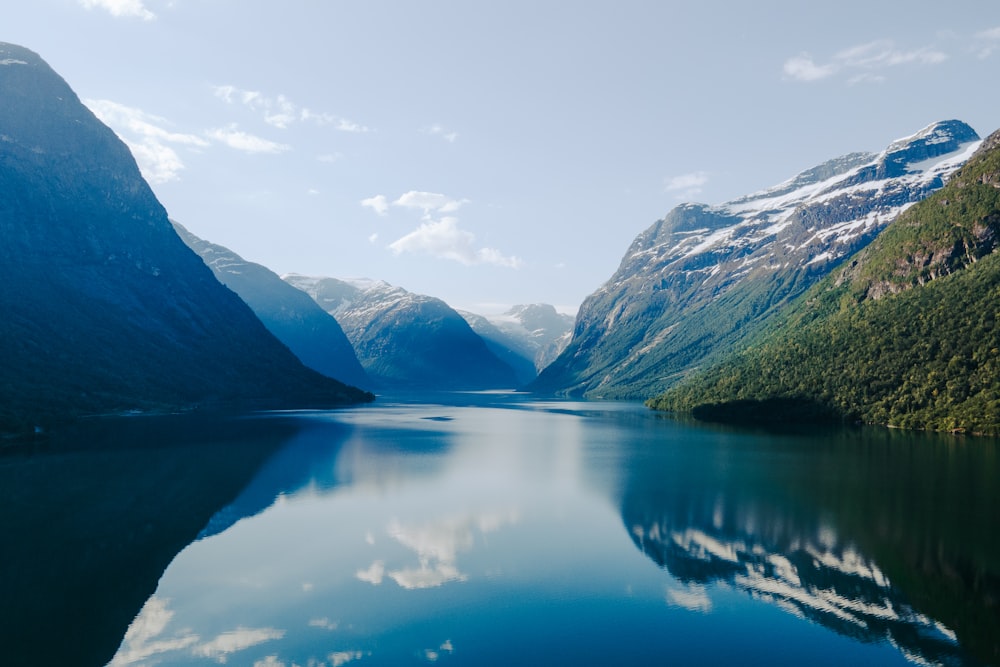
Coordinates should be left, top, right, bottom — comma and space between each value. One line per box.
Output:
357, 510, 519, 590
109, 596, 285, 665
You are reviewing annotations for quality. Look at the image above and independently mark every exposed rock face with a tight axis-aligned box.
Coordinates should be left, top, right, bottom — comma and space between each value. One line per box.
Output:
285, 274, 519, 390
173, 223, 371, 390
0, 43, 370, 431
532, 120, 981, 398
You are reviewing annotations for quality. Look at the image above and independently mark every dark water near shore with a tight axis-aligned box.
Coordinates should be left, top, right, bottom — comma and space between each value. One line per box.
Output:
2, 394, 997, 666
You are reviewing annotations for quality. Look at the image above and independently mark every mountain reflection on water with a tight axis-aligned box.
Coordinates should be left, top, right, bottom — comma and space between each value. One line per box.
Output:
4, 398, 996, 667
105, 400, 997, 667
0, 414, 301, 667
615, 420, 999, 667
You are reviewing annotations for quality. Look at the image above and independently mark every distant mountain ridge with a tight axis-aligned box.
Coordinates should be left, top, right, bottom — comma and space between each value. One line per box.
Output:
173, 223, 371, 389
460, 304, 573, 385
284, 274, 519, 390
532, 120, 981, 398
650, 126, 1000, 434
0, 42, 370, 432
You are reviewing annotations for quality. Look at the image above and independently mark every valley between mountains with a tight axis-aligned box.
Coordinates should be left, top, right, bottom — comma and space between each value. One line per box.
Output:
1, 41, 998, 435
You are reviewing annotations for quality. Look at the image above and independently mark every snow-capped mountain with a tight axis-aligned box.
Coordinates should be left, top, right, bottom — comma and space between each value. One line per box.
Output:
284, 275, 518, 390
460, 304, 574, 384
628, 516, 965, 665
532, 120, 981, 398
173, 223, 370, 390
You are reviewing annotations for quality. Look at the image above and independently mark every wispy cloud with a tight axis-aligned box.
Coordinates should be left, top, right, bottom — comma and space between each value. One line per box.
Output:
86, 99, 208, 183
361, 191, 468, 217
309, 617, 339, 631
206, 124, 290, 154
329, 651, 367, 667
108, 597, 285, 666
836, 40, 947, 68
782, 54, 837, 82
192, 627, 286, 661
974, 26, 1000, 59
213, 85, 370, 132
356, 560, 386, 585
783, 39, 947, 83
366, 190, 519, 268
389, 217, 521, 268
422, 123, 459, 143
360, 194, 390, 216
79, 0, 155, 21
393, 191, 467, 215
664, 170, 709, 200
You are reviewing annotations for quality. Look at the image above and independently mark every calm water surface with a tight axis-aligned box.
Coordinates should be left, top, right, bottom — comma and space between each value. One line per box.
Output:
3, 394, 997, 666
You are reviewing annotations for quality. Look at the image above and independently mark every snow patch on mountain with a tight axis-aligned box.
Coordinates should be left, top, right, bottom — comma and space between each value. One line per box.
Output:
618, 120, 981, 290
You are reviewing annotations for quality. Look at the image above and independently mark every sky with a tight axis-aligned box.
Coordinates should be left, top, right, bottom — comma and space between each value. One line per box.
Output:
5, 1, 1000, 314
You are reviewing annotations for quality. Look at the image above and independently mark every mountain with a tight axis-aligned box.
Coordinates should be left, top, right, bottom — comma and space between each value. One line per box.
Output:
283, 275, 519, 390
649, 127, 1000, 435
0, 415, 297, 666
0, 43, 371, 433
531, 120, 982, 398
172, 223, 371, 390
460, 304, 574, 385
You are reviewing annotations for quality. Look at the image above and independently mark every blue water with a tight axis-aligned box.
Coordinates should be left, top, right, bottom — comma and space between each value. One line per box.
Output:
17, 394, 996, 666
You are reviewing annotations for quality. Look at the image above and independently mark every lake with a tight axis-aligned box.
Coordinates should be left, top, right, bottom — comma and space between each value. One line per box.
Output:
2, 394, 997, 666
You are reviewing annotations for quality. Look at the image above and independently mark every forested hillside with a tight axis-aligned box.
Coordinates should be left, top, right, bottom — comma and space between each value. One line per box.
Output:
649, 129, 1000, 435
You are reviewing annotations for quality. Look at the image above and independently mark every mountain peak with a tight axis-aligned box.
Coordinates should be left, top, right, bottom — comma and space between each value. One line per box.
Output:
885, 119, 979, 154
876, 119, 980, 178
534, 120, 984, 399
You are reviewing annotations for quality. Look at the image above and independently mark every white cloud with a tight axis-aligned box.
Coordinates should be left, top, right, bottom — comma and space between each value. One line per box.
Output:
329, 651, 367, 667
86, 99, 209, 183
361, 194, 390, 216
783, 53, 837, 82
214, 85, 370, 132
192, 627, 286, 661
836, 40, 946, 68
389, 562, 467, 590
374, 511, 519, 590
381, 190, 519, 268
665, 171, 709, 192
207, 124, 290, 154
974, 26, 1000, 58
422, 640, 455, 662
108, 597, 200, 666
356, 560, 386, 585
369, 232, 380, 243
308, 617, 339, 631
389, 217, 522, 268
393, 191, 467, 215
664, 170, 709, 200
784, 39, 947, 83
79, 0, 155, 21
253, 657, 285, 667
422, 123, 459, 143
